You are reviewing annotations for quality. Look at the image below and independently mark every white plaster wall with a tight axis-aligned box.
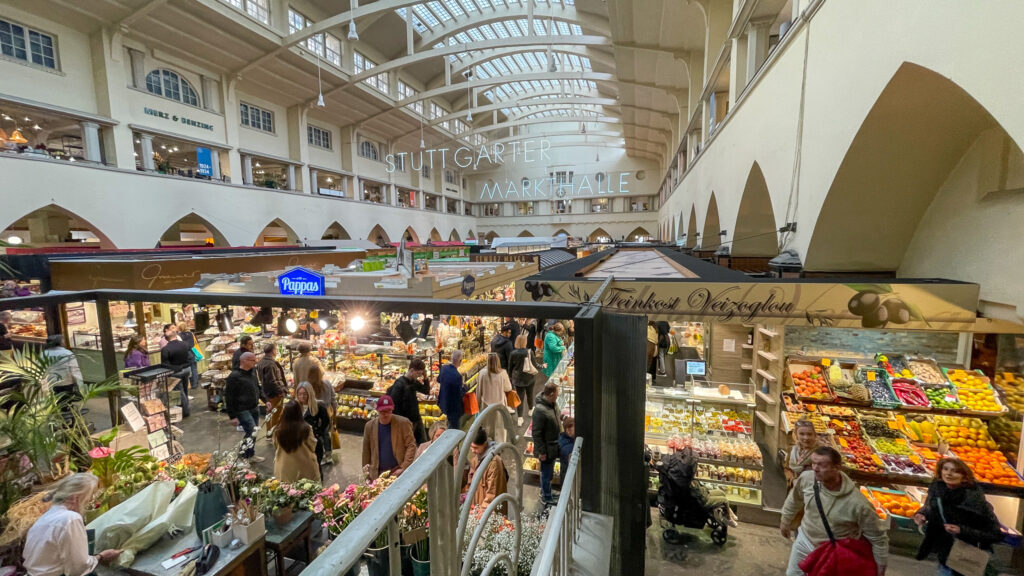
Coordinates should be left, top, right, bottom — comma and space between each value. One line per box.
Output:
234, 90, 291, 158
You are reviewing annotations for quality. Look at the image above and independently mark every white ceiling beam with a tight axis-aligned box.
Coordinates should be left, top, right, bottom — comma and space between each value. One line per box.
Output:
414, 6, 610, 50
468, 115, 622, 137
450, 45, 614, 77
398, 71, 617, 107
115, 0, 169, 30
429, 95, 620, 127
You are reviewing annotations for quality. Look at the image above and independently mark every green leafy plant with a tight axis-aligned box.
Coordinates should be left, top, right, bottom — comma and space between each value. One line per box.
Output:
0, 348, 66, 480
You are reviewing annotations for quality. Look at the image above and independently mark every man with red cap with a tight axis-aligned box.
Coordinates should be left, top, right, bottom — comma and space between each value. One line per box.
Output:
362, 395, 417, 480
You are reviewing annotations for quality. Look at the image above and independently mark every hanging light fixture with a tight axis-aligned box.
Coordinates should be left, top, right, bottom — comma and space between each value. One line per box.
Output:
315, 51, 326, 107
465, 80, 473, 123
9, 129, 27, 144
579, 123, 586, 135
419, 115, 425, 149
595, 151, 600, 162
348, 20, 359, 40
32, 124, 41, 131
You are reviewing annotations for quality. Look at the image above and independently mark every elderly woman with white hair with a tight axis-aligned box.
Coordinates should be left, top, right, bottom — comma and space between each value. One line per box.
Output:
23, 472, 121, 576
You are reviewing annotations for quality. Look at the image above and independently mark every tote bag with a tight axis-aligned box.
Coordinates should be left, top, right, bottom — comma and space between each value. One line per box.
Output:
937, 499, 990, 576
523, 353, 538, 375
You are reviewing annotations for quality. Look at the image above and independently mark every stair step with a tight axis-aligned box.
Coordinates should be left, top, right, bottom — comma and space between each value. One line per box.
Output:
570, 512, 614, 576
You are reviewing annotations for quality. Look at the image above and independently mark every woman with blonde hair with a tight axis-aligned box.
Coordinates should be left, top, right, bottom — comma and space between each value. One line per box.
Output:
476, 352, 512, 442
23, 473, 122, 575
508, 333, 536, 426
295, 381, 331, 477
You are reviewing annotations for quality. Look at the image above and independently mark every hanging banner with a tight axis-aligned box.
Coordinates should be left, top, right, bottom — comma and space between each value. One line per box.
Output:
196, 147, 213, 177
517, 279, 981, 331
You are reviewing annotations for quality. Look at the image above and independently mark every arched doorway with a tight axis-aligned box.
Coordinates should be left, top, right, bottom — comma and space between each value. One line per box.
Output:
449, 229, 462, 242
588, 228, 612, 243
368, 224, 391, 246
732, 163, 778, 256
467, 230, 476, 241
1, 204, 115, 248
626, 227, 652, 242
685, 206, 698, 248
805, 62, 1023, 272
484, 231, 498, 243
701, 194, 721, 250
517, 230, 534, 237
429, 227, 442, 242
322, 222, 351, 240
403, 227, 420, 244
159, 212, 229, 247
255, 218, 300, 246
554, 229, 570, 238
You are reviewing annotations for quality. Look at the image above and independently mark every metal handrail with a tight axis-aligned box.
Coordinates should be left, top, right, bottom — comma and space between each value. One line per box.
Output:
531, 437, 584, 576
302, 429, 465, 576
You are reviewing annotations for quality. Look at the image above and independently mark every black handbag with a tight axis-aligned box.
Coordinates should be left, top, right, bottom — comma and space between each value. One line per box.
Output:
193, 480, 229, 538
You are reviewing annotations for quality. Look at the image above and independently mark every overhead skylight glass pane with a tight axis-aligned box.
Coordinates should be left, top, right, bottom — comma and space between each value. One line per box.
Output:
414, 5, 441, 26
478, 24, 497, 39
492, 21, 510, 37
581, 56, 591, 69
427, 1, 452, 21
476, 67, 490, 79
557, 21, 570, 35
443, 0, 465, 16
570, 23, 582, 34
534, 20, 548, 35
455, 32, 471, 43
512, 20, 527, 36
475, 0, 491, 8
524, 52, 540, 68
493, 58, 511, 74
482, 61, 499, 76
396, 7, 407, 17
512, 53, 528, 69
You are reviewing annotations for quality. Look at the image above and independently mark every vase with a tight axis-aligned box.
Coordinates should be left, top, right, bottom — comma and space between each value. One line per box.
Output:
272, 505, 293, 525
400, 543, 414, 576
365, 546, 390, 576
232, 514, 265, 545
410, 543, 430, 576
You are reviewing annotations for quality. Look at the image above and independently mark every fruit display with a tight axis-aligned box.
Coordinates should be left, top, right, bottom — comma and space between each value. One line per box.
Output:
934, 415, 997, 449
950, 446, 1024, 486
877, 354, 914, 379
908, 359, 947, 386
898, 415, 940, 444
867, 489, 922, 518
856, 367, 901, 408
860, 415, 903, 439
784, 412, 828, 433
890, 379, 930, 409
696, 463, 762, 485
988, 417, 1022, 465
523, 457, 540, 471
693, 406, 752, 434
994, 372, 1024, 413
945, 369, 991, 390
458, 353, 488, 377
955, 386, 1006, 414
911, 445, 943, 468
859, 487, 890, 520
924, 386, 964, 410
791, 365, 833, 400
337, 406, 378, 420
691, 437, 763, 466
836, 434, 886, 473
871, 437, 914, 456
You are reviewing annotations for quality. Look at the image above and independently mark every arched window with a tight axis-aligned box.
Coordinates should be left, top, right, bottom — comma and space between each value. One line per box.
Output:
359, 140, 379, 161
145, 69, 199, 107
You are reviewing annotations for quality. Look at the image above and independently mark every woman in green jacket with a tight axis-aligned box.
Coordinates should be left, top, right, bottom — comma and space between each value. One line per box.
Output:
542, 323, 566, 378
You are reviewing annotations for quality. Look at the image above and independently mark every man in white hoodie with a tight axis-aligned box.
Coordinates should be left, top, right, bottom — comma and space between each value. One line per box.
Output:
781, 446, 888, 576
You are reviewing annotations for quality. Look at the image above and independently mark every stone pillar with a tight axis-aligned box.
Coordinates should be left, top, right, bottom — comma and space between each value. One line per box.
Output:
287, 164, 296, 191
390, 183, 398, 206
309, 168, 318, 194
729, 36, 749, 106
140, 134, 155, 171
211, 149, 222, 180
746, 20, 771, 82
242, 155, 253, 185
80, 121, 102, 163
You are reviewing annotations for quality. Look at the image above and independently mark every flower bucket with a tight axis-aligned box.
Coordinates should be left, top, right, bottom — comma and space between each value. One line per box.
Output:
410, 542, 430, 576
271, 505, 293, 526
233, 513, 265, 545
365, 546, 390, 576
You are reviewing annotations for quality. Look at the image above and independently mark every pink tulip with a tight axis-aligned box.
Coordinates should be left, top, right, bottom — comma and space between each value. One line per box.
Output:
89, 447, 113, 459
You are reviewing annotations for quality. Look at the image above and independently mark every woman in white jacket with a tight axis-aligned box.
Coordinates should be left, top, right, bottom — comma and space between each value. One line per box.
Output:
476, 352, 512, 442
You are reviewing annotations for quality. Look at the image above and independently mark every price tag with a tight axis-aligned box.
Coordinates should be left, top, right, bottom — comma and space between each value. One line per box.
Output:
867, 371, 877, 382
822, 359, 832, 367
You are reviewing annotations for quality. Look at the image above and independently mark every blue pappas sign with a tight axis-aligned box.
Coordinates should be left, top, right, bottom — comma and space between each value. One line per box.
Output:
278, 267, 325, 296
196, 147, 213, 177
461, 274, 476, 297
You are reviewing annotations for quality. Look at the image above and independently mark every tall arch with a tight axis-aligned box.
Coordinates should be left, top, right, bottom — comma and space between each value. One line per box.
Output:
322, 221, 351, 240
403, 226, 420, 244
517, 230, 534, 237
588, 227, 612, 243
676, 213, 684, 242
159, 212, 228, 247
1, 204, 116, 248
685, 206, 698, 248
805, 62, 1022, 271
732, 163, 779, 257
368, 224, 391, 246
701, 194, 722, 250
553, 229, 570, 238
484, 231, 498, 243
449, 229, 462, 242
467, 230, 476, 240
626, 227, 652, 242
255, 218, 299, 246
429, 227, 442, 242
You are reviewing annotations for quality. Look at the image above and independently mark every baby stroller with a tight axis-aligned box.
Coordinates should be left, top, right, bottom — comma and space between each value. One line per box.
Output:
655, 448, 730, 546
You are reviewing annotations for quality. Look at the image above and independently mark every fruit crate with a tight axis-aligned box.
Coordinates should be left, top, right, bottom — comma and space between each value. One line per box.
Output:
942, 367, 992, 389
921, 384, 965, 412
858, 413, 908, 441
822, 360, 871, 405
875, 353, 915, 380
786, 357, 835, 402
890, 378, 932, 411
993, 372, 1024, 415
906, 357, 948, 387
855, 367, 901, 409
866, 487, 922, 532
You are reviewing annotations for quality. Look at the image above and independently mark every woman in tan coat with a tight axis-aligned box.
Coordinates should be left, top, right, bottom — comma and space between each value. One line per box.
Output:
274, 400, 321, 482
476, 353, 512, 442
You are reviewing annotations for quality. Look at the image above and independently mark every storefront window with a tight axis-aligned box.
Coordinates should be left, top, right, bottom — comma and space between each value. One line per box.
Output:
552, 200, 572, 214
425, 194, 439, 211
446, 198, 459, 214
316, 172, 345, 197
590, 198, 609, 213
483, 203, 501, 217
363, 184, 387, 204
464, 202, 473, 216
397, 189, 416, 208
515, 202, 535, 215
630, 197, 651, 212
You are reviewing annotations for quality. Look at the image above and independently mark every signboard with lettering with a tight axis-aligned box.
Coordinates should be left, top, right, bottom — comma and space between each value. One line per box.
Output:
277, 267, 325, 296
143, 107, 215, 131
66, 308, 87, 325
461, 274, 476, 297
196, 147, 212, 177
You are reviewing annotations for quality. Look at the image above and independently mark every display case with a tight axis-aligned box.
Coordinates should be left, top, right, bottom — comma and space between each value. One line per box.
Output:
7, 309, 47, 342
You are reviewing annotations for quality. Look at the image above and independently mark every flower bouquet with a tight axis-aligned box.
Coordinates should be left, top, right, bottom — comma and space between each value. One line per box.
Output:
462, 507, 546, 576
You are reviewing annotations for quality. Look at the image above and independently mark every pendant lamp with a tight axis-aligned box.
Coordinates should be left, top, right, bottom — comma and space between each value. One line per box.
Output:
348, 20, 359, 41
9, 129, 27, 144
316, 52, 326, 107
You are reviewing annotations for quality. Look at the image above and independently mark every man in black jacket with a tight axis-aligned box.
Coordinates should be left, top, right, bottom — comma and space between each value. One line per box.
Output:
256, 343, 287, 438
387, 358, 430, 444
490, 323, 514, 371
532, 382, 561, 506
231, 334, 254, 370
225, 352, 263, 461
160, 330, 192, 417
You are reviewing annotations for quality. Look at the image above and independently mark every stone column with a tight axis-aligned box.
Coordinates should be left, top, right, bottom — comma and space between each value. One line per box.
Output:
287, 164, 296, 191
80, 121, 102, 163
746, 20, 771, 82
242, 155, 253, 185
140, 134, 155, 171
309, 168, 318, 194
211, 149, 222, 180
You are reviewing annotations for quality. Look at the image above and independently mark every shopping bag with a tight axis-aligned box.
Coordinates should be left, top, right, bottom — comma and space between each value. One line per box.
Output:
193, 480, 229, 538
798, 483, 878, 576
937, 499, 990, 576
463, 391, 480, 415
331, 428, 342, 450
191, 346, 204, 362
523, 354, 538, 375
505, 390, 521, 409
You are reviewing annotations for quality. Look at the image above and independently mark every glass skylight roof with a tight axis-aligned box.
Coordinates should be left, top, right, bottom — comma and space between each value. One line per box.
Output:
397, 0, 576, 33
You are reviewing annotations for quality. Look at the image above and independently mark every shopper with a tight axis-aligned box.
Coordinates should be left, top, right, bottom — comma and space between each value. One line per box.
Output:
22, 473, 121, 576
476, 352, 512, 442
781, 446, 888, 576
503, 317, 521, 343
361, 395, 417, 480
231, 334, 254, 370
787, 419, 820, 487
542, 323, 566, 378
177, 321, 199, 392
387, 357, 431, 444
307, 363, 337, 465
464, 428, 509, 514
159, 323, 174, 349
224, 352, 263, 462
508, 334, 536, 426
415, 421, 449, 459
43, 334, 83, 391
524, 319, 538, 354
295, 381, 330, 476
913, 457, 1003, 576
273, 400, 320, 483
558, 415, 576, 480
291, 342, 322, 389
656, 320, 671, 376
532, 382, 561, 506
490, 322, 514, 371
646, 321, 658, 383
123, 336, 150, 369
0, 311, 13, 359
257, 343, 288, 438
158, 329, 192, 417
437, 349, 466, 429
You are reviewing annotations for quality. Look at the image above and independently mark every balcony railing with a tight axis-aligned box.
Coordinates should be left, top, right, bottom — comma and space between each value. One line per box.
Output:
531, 437, 583, 576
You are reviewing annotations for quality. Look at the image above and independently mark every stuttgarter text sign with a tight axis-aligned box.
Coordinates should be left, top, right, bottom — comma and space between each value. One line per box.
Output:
383, 138, 631, 200
278, 267, 326, 296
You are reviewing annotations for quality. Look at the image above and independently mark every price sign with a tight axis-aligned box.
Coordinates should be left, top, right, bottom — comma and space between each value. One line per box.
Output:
867, 371, 877, 381
822, 359, 832, 367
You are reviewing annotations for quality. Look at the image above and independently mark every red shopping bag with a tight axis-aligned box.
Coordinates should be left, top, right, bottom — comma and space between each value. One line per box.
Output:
798, 483, 877, 576
463, 391, 480, 415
